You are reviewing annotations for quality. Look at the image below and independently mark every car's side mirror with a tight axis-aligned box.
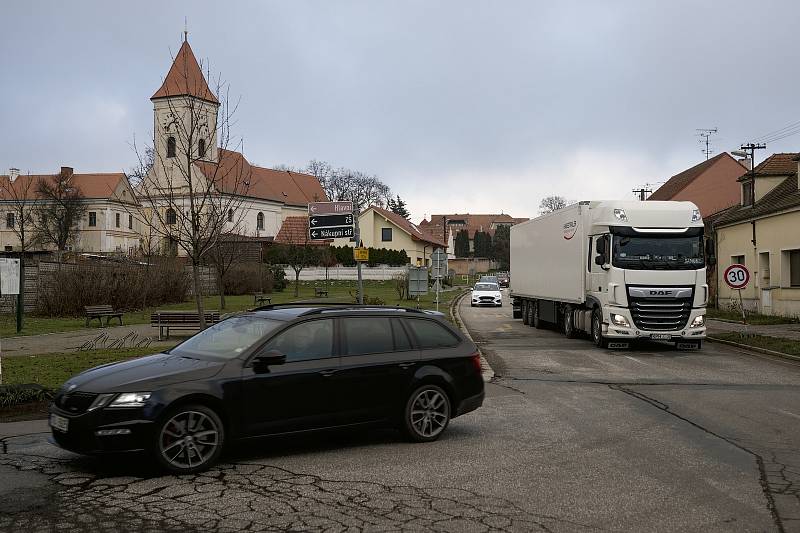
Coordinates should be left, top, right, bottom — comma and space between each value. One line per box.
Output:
595, 237, 607, 255
252, 350, 286, 373
594, 255, 606, 266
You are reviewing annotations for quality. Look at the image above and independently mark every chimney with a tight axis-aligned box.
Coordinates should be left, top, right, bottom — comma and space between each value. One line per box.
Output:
738, 158, 752, 170
8, 168, 19, 182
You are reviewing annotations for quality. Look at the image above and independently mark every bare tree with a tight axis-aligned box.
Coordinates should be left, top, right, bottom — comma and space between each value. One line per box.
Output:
207, 232, 257, 310
132, 51, 251, 328
32, 168, 87, 265
301, 161, 391, 210
538, 195, 569, 215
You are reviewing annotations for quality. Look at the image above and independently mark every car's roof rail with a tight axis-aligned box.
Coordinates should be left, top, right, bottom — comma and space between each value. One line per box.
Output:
249, 301, 428, 315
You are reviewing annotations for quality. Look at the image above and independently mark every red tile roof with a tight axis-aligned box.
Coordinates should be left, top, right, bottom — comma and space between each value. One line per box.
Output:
196, 149, 327, 207
371, 206, 446, 247
0, 170, 129, 201
649, 153, 747, 201
749, 152, 799, 177
274, 216, 330, 246
151, 40, 219, 104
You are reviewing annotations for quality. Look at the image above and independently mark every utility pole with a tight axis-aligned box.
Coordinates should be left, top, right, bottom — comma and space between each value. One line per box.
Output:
739, 142, 766, 171
632, 186, 652, 201
353, 206, 363, 304
697, 128, 718, 160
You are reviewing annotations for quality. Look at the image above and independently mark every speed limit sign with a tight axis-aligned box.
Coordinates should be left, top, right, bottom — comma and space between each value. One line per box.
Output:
724, 263, 750, 289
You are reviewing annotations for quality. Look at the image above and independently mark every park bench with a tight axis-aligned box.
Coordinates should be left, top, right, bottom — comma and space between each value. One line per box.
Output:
253, 293, 272, 306
314, 287, 329, 298
85, 305, 123, 328
150, 310, 220, 341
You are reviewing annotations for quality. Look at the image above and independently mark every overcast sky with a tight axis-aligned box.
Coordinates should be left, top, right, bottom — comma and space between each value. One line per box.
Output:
2, 1, 799, 222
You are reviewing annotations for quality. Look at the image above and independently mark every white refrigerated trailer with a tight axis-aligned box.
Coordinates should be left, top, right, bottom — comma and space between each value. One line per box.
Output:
510, 201, 708, 349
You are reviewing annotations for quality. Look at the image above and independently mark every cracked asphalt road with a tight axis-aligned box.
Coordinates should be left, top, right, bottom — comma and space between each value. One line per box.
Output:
0, 291, 797, 532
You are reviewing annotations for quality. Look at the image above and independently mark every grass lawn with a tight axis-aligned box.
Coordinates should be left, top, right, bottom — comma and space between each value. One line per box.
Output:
710, 332, 800, 357
0, 280, 464, 338
706, 307, 800, 325
2, 347, 165, 390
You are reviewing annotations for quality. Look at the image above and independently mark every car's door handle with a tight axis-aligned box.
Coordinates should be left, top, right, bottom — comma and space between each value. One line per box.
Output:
398, 362, 415, 369
319, 369, 338, 377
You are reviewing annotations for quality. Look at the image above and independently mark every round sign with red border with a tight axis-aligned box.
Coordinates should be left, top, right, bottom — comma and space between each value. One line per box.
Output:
724, 263, 750, 289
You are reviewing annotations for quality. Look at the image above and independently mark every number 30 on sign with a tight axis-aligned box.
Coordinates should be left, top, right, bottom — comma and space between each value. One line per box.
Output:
724, 264, 750, 290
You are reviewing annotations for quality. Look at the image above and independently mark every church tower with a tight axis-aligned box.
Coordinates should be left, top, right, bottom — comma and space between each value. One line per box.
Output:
150, 38, 219, 187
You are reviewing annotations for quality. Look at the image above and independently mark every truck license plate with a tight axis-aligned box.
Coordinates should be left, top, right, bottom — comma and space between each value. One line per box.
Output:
650, 333, 671, 340
50, 414, 69, 433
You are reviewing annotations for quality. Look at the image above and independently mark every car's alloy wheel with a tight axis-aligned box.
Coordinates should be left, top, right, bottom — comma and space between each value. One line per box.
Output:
155, 405, 224, 473
403, 385, 450, 442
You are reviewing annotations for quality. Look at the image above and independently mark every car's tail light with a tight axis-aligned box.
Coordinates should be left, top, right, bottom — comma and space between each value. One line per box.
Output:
470, 352, 482, 374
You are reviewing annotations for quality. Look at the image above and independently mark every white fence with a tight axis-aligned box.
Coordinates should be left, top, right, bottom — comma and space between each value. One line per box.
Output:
286, 266, 407, 281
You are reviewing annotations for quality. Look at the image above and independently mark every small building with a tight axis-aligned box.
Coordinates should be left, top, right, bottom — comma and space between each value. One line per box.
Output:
713, 153, 800, 316
357, 206, 445, 266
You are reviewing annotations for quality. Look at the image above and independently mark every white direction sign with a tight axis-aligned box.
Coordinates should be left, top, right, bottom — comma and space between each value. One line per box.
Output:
0, 258, 20, 295
308, 202, 354, 240
724, 263, 750, 290
308, 201, 353, 215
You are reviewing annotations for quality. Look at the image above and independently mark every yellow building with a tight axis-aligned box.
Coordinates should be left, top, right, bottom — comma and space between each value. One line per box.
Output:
714, 153, 800, 317
356, 206, 446, 266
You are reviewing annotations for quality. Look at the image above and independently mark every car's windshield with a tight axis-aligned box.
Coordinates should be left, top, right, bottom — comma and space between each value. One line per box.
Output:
612, 234, 704, 270
475, 283, 499, 291
170, 316, 282, 361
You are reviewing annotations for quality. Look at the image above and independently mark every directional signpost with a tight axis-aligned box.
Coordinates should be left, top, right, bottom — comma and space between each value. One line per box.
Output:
307, 201, 363, 303
431, 248, 447, 311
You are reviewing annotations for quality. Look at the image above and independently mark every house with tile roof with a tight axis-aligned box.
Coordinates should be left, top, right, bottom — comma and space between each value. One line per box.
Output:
140, 38, 327, 255
0, 166, 141, 254
713, 153, 800, 316
357, 206, 446, 266
647, 152, 748, 218
419, 213, 528, 258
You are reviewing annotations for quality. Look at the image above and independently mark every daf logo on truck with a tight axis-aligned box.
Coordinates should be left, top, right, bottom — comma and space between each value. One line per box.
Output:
563, 220, 578, 240
649, 290, 672, 296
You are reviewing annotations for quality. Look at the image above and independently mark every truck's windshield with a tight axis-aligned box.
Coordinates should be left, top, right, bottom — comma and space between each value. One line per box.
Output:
612, 235, 704, 270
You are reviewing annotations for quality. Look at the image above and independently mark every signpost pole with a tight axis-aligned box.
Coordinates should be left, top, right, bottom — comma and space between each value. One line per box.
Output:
738, 288, 746, 325
354, 207, 363, 305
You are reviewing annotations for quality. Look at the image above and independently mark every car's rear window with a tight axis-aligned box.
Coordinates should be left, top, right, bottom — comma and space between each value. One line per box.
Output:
404, 319, 460, 349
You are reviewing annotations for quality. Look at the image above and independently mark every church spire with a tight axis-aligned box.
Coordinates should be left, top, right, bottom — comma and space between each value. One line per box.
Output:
151, 40, 219, 105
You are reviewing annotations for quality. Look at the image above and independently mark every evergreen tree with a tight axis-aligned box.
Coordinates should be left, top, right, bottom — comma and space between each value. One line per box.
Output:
473, 231, 492, 258
388, 195, 411, 219
492, 225, 511, 270
454, 230, 470, 258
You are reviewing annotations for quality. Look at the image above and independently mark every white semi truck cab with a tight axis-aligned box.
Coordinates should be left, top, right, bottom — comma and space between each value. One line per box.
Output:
510, 201, 708, 349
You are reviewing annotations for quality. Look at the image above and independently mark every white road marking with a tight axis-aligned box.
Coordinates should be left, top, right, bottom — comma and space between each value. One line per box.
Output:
775, 408, 800, 421
624, 355, 648, 365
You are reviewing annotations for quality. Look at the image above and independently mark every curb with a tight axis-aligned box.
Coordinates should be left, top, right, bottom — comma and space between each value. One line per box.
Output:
450, 290, 495, 382
707, 336, 800, 363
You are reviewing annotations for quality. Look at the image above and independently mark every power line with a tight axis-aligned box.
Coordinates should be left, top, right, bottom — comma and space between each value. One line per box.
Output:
750, 118, 800, 144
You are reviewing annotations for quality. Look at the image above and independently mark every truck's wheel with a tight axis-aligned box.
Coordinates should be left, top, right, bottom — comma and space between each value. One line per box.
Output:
564, 305, 578, 338
522, 301, 530, 325
532, 301, 543, 329
512, 303, 522, 320
591, 308, 609, 348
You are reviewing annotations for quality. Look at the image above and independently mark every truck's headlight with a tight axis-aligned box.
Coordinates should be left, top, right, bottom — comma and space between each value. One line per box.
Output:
691, 209, 701, 222
690, 315, 705, 328
109, 392, 151, 408
610, 313, 630, 327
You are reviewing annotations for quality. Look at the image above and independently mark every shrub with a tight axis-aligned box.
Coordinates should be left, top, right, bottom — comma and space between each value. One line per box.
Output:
36, 261, 189, 316
0, 384, 53, 408
223, 263, 288, 295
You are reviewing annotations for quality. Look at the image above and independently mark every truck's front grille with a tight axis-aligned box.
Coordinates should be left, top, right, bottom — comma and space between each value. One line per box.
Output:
54, 391, 97, 414
629, 298, 692, 330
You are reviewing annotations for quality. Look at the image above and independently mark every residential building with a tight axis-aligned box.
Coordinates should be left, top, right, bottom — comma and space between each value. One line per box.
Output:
356, 206, 445, 266
648, 152, 748, 217
713, 153, 800, 316
0, 167, 141, 254
419, 213, 528, 257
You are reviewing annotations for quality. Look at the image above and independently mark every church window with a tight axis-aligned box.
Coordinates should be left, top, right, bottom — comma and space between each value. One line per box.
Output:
228, 209, 234, 222
166, 208, 177, 225
167, 136, 176, 158
198, 138, 206, 158
257, 212, 264, 230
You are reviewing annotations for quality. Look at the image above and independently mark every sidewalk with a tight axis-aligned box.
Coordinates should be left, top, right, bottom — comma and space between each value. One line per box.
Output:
707, 318, 800, 342
0, 324, 187, 357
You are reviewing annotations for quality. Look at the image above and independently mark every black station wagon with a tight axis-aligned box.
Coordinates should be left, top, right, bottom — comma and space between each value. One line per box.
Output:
49, 304, 485, 473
